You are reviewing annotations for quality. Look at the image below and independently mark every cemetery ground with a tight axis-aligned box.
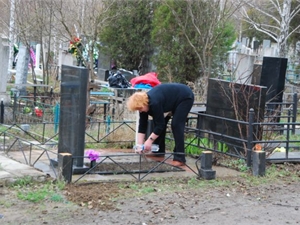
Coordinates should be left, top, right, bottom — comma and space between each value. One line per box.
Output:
1, 154, 300, 225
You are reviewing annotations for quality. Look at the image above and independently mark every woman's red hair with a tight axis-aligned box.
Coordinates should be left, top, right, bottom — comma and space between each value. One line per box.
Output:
127, 92, 148, 111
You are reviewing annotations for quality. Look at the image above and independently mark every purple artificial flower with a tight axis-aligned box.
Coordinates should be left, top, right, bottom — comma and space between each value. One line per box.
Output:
85, 149, 100, 161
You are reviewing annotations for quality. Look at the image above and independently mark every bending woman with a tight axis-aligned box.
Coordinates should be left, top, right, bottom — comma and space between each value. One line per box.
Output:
127, 83, 194, 166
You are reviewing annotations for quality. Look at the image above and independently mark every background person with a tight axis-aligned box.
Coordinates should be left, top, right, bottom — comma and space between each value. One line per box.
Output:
127, 83, 194, 166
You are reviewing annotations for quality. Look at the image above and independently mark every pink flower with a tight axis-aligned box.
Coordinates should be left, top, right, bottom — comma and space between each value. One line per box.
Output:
85, 149, 100, 161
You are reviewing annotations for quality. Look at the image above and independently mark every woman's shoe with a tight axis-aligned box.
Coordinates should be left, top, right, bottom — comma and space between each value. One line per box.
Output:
171, 160, 185, 167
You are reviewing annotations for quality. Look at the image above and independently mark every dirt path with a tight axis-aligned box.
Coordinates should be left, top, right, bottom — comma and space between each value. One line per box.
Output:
1, 175, 300, 225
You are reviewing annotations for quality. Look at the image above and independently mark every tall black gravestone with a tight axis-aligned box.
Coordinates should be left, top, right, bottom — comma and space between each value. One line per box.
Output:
204, 78, 267, 152
260, 57, 287, 103
252, 57, 287, 122
58, 65, 88, 169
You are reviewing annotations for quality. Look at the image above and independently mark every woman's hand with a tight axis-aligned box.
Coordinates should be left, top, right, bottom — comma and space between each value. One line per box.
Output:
134, 145, 144, 154
143, 139, 153, 152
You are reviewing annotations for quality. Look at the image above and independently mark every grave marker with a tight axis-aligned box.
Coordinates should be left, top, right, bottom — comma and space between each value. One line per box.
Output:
58, 65, 88, 170
204, 78, 267, 152
15, 45, 29, 96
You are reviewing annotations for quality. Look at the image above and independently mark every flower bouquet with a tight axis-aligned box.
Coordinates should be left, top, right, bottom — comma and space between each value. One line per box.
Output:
85, 149, 100, 168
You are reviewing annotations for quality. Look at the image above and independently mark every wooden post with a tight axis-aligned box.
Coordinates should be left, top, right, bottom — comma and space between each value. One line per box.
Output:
252, 151, 266, 176
58, 153, 73, 183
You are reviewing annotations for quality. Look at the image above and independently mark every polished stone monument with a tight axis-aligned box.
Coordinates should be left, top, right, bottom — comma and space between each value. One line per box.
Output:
58, 65, 88, 171
204, 78, 267, 152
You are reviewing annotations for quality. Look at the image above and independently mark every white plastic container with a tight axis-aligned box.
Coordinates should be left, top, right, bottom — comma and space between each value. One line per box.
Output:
134, 144, 159, 153
150, 144, 159, 152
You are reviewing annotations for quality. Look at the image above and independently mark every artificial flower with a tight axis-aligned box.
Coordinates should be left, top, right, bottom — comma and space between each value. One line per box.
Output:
85, 149, 100, 161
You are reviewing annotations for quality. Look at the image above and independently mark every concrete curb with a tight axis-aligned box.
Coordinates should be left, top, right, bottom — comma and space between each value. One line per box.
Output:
0, 153, 47, 186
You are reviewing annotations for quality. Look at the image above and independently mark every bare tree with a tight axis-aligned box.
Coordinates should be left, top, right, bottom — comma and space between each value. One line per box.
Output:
0, 0, 10, 34
0, 0, 16, 74
237, 0, 300, 57
13, 0, 44, 84
1, 0, 59, 90
53, 0, 117, 81
2, 0, 116, 88
161, 0, 242, 99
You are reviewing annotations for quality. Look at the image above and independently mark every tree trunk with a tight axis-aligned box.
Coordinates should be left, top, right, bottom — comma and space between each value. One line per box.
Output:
278, 0, 292, 57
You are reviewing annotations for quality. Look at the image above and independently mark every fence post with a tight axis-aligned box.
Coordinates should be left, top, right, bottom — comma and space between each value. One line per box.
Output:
0, 98, 4, 123
54, 103, 60, 133
286, 109, 291, 159
198, 151, 216, 180
292, 92, 297, 135
58, 153, 73, 183
42, 122, 46, 143
247, 108, 254, 167
13, 94, 17, 123
252, 150, 266, 176
3, 132, 6, 152
50, 86, 54, 105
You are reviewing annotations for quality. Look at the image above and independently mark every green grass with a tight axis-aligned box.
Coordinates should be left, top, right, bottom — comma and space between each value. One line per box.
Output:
0, 200, 13, 208
119, 183, 157, 195
85, 142, 105, 149
0, 125, 8, 133
11, 176, 33, 187
11, 178, 66, 203
221, 158, 249, 172
265, 163, 299, 179
276, 134, 300, 145
118, 176, 236, 197
185, 137, 229, 155
50, 193, 65, 202
17, 188, 49, 202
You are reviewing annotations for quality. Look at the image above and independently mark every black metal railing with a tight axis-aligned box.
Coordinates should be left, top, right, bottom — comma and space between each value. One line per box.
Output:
1, 94, 300, 182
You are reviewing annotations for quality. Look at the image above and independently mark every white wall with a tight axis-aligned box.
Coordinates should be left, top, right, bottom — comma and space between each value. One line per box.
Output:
57, 50, 75, 80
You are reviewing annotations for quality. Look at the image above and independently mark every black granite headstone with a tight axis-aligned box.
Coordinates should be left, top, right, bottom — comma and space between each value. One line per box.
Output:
252, 57, 287, 122
260, 57, 287, 103
58, 65, 88, 167
205, 78, 267, 151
